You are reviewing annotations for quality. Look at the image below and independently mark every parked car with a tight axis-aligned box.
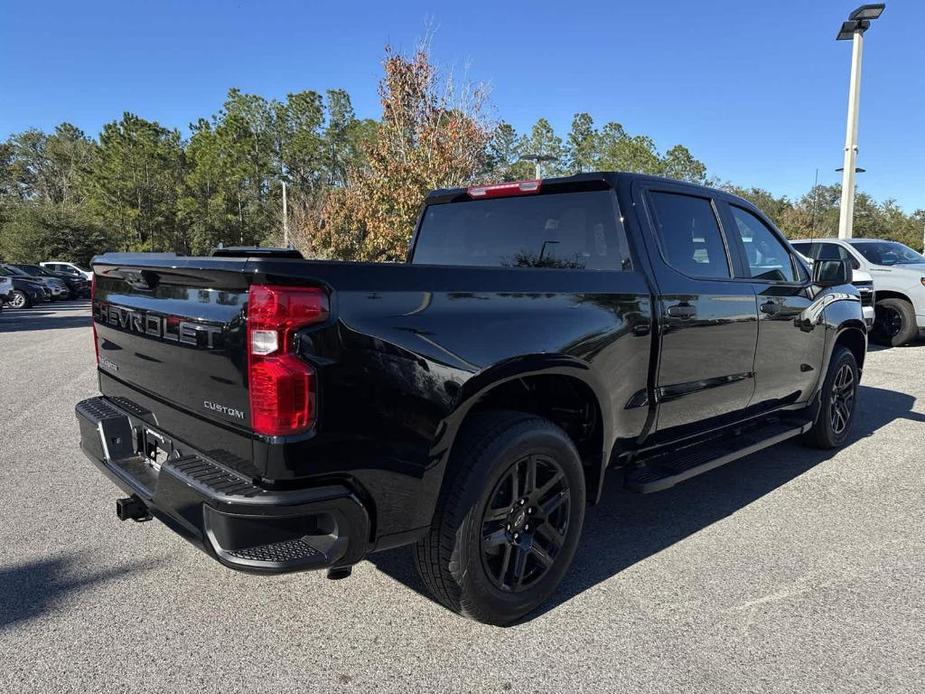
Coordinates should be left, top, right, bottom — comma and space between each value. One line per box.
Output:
40, 260, 92, 281
1, 263, 68, 300
793, 250, 875, 327
76, 173, 866, 625
0, 266, 47, 308
0, 275, 12, 310
9, 263, 76, 300
13, 263, 88, 299
791, 238, 925, 346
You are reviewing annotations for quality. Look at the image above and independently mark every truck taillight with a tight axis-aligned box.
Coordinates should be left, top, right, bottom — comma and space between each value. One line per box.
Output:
91, 273, 99, 364
247, 285, 328, 436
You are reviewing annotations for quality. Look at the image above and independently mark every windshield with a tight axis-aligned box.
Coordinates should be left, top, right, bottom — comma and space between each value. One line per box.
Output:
849, 241, 925, 266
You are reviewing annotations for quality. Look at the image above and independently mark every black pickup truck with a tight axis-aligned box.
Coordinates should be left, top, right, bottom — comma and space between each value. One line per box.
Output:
77, 173, 866, 625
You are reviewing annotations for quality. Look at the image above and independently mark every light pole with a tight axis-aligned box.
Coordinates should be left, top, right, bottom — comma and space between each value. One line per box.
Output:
519, 154, 557, 180
835, 3, 885, 239
282, 180, 290, 247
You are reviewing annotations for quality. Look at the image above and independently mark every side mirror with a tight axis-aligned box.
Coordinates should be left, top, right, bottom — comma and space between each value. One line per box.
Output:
812, 258, 851, 287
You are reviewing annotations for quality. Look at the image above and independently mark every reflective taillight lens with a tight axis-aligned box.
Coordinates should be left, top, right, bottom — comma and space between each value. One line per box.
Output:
91, 273, 99, 364
246, 285, 328, 436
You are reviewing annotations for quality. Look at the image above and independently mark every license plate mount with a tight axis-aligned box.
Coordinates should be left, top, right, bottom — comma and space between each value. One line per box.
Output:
142, 428, 171, 472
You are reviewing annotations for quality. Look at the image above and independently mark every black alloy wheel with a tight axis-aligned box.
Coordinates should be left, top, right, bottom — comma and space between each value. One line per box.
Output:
871, 297, 918, 347
480, 454, 571, 593
803, 346, 860, 449
414, 411, 586, 626
829, 362, 856, 435
873, 305, 903, 339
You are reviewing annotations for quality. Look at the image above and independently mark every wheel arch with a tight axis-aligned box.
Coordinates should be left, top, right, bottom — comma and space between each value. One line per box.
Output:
833, 324, 867, 372
873, 289, 913, 305
438, 355, 613, 506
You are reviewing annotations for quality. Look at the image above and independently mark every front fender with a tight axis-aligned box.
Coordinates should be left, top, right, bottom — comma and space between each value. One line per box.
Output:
813, 286, 867, 396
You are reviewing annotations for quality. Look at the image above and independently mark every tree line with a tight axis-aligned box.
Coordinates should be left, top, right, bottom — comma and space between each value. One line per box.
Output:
1, 45, 922, 265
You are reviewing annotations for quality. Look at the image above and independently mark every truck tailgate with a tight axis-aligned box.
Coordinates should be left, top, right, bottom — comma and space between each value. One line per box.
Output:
92, 257, 252, 431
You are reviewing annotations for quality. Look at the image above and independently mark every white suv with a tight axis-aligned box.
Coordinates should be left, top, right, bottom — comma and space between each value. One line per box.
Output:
791, 238, 925, 346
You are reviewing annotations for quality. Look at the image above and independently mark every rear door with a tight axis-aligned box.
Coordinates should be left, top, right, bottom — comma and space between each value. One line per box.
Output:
718, 202, 825, 410
634, 182, 759, 433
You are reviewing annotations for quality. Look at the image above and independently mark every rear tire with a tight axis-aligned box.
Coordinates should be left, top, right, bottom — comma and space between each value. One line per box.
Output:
871, 298, 917, 347
803, 346, 859, 449
414, 411, 586, 626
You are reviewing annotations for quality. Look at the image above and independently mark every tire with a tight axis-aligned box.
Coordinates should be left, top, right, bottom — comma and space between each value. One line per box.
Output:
9, 290, 30, 309
803, 346, 859, 449
871, 298, 917, 347
414, 411, 586, 626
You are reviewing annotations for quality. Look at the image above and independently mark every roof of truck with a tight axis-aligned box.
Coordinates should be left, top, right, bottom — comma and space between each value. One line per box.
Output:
426, 171, 756, 209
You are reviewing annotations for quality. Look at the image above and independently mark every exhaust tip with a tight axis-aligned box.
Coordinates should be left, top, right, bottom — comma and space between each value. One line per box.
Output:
116, 495, 152, 522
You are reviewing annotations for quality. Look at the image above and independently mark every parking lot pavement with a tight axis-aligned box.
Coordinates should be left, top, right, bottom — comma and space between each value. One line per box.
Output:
0, 302, 923, 693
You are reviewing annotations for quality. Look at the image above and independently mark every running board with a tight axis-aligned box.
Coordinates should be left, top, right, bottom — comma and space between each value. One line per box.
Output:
624, 419, 813, 494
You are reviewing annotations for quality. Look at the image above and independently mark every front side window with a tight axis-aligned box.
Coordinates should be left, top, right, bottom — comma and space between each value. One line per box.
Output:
648, 191, 730, 278
729, 206, 796, 282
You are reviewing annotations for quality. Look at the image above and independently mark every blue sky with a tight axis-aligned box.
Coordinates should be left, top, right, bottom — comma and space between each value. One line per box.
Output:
2, 0, 922, 211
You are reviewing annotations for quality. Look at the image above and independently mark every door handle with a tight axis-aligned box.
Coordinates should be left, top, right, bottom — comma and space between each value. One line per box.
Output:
666, 303, 696, 319
760, 300, 780, 315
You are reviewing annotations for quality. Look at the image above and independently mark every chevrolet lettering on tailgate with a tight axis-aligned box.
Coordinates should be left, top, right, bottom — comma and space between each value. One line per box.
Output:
93, 302, 224, 349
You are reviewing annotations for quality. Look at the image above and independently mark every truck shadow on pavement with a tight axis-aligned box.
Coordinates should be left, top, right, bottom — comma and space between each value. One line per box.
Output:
369, 383, 925, 624
0, 555, 162, 632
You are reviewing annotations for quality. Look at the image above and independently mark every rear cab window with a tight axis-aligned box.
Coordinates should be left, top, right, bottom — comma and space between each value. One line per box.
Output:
411, 190, 631, 270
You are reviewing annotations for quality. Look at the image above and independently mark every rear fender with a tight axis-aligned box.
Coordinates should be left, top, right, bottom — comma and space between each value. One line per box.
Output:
430, 353, 613, 503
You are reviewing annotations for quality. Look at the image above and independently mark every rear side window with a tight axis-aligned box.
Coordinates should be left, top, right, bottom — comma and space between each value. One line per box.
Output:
648, 191, 730, 278
412, 190, 631, 270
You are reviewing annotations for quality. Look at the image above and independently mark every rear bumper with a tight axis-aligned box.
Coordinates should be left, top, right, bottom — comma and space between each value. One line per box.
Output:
76, 396, 370, 573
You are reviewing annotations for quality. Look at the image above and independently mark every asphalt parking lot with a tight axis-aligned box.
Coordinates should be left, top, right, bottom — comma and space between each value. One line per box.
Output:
1, 301, 923, 693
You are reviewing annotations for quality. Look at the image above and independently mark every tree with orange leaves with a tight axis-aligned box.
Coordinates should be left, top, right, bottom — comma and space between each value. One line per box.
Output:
302, 45, 491, 262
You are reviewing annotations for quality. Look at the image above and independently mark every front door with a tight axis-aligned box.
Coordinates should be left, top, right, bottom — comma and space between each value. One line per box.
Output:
719, 202, 825, 410
636, 184, 759, 434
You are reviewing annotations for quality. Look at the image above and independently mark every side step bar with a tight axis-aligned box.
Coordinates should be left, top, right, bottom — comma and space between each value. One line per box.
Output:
625, 419, 813, 493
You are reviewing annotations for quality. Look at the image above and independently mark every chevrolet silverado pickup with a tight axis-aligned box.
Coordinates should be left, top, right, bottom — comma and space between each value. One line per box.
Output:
77, 173, 866, 625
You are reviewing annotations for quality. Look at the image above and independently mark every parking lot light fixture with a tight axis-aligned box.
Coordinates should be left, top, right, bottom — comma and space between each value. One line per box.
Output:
836, 3, 885, 239
519, 154, 557, 180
